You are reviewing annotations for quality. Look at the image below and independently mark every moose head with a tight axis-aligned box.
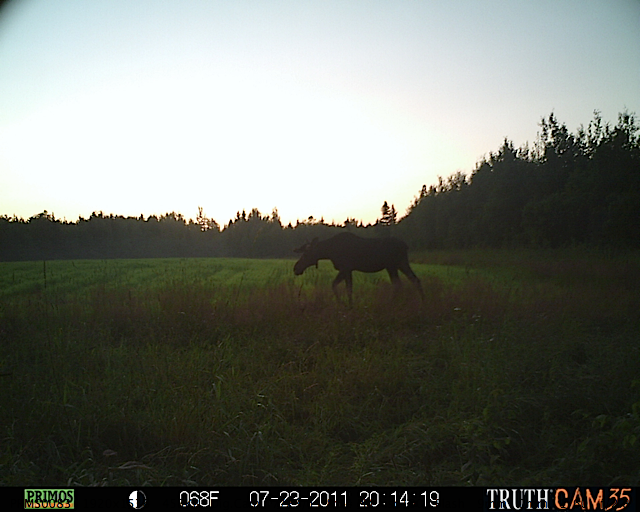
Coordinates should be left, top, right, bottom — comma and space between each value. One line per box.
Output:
293, 237, 320, 275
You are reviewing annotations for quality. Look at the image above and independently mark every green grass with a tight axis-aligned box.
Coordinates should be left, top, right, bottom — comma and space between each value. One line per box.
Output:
1, 252, 639, 486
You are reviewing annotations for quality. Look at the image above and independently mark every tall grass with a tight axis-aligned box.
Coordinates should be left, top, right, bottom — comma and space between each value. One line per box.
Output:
1, 252, 639, 486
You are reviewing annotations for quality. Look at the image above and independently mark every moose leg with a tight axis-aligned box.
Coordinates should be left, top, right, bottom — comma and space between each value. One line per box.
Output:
387, 268, 402, 295
332, 271, 346, 298
399, 261, 424, 299
333, 270, 353, 304
345, 271, 353, 304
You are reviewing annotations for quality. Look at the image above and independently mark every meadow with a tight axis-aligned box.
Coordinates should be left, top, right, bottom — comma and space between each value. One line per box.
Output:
1, 250, 639, 486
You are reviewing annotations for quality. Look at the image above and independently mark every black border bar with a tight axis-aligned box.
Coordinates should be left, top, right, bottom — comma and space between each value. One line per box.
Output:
9, 486, 637, 511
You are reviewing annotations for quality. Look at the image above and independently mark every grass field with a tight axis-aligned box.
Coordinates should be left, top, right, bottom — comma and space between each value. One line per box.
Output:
1, 251, 639, 486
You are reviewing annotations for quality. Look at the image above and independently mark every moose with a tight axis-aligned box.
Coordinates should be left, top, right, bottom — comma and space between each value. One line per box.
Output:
293, 232, 423, 303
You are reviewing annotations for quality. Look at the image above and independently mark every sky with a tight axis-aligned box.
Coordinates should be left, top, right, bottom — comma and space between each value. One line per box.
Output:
0, 0, 638, 226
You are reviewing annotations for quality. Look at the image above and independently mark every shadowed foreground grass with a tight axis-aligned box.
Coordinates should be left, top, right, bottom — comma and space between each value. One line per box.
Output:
0, 252, 639, 486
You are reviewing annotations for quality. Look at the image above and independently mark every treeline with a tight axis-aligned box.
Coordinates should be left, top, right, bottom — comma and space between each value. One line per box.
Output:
1, 111, 638, 261
0, 207, 368, 261
398, 110, 640, 249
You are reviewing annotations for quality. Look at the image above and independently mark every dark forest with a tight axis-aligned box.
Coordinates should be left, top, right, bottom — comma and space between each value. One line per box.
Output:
2, 110, 638, 261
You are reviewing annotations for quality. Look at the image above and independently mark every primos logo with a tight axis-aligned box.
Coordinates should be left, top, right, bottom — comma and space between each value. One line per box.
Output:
24, 489, 74, 509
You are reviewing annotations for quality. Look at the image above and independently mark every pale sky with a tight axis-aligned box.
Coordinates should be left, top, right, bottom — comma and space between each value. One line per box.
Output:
1, 0, 638, 226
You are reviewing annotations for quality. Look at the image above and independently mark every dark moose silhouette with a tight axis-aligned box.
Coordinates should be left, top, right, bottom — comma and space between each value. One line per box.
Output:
293, 232, 424, 303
